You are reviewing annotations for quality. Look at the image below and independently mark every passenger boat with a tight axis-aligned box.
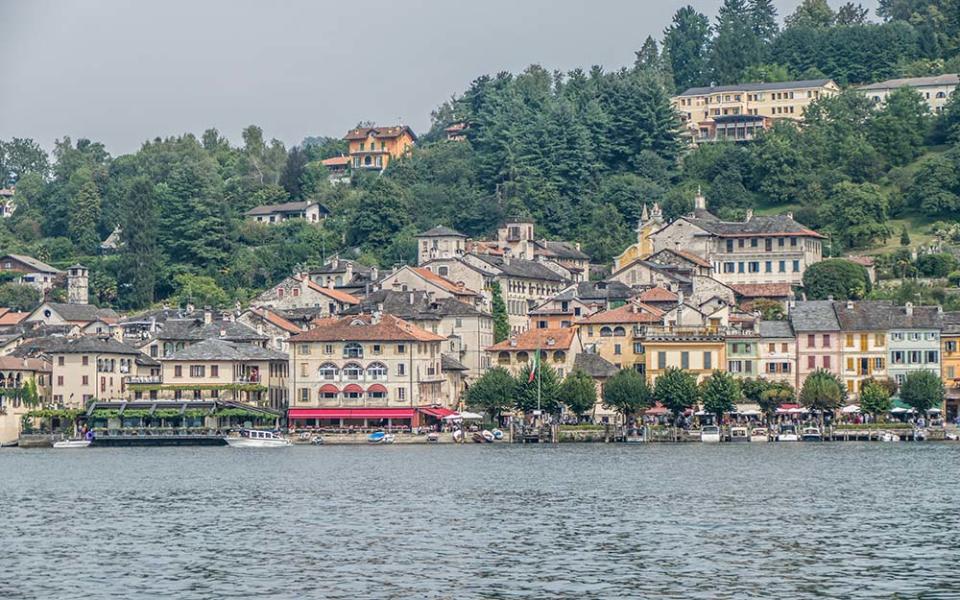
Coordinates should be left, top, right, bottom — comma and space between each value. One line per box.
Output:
224, 429, 290, 448
749, 427, 769, 443
701, 425, 721, 443
777, 424, 799, 442
481, 430, 495, 443
729, 426, 749, 443
53, 439, 92, 449
800, 426, 822, 442
624, 427, 645, 443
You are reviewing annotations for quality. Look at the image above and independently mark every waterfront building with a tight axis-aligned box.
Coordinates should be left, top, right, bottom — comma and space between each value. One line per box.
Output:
487, 327, 581, 380
649, 193, 824, 288
142, 338, 289, 411
577, 303, 664, 374
672, 79, 840, 142
244, 200, 329, 224
0, 356, 51, 445
789, 301, 842, 390
0, 253, 62, 293
725, 331, 760, 379
833, 300, 892, 397
758, 320, 796, 387
643, 331, 726, 385
252, 273, 359, 315
287, 313, 448, 429
144, 313, 269, 358
858, 74, 958, 113
887, 303, 942, 387
341, 289, 494, 379
27, 337, 148, 407
941, 312, 960, 421
343, 125, 416, 172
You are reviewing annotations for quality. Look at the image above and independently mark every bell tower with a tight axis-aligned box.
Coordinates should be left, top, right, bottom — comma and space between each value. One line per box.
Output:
67, 264, 89, 305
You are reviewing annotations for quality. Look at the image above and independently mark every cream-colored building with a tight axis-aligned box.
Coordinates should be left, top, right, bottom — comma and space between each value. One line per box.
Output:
41, 337, 147, 407
139, 338, 290, 411
487, 327, 581, 380
287, 314, 449, 429
758, 320, 796, 387
0, 356, 51, 445
672, 79, 839, 139
859, 74, 958, 113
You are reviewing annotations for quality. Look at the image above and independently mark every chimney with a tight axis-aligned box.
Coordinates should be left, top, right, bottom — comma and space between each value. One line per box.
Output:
345, 262, 354, 282
827, 295, 834, 302
203, 307, 213, 325
937, 305, 943, 314
376, 303, 384, 314
219, 328, 226, 338
905, 302, 913, 316
786, 212, 793, 220
370, 267, 378, 281
745, 209, 753, 222
846, 300, 853, 309
426, 291, 435, 304
694, 186, 706, 211
409, 291, 415, 305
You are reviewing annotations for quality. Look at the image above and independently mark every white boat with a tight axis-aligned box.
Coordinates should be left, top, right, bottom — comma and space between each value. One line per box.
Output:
880, 431, 901, 442
492, 429, 504, 440
801, 426, 823, 442
729, 426, 749, 443
777, 424, 799, 442
624, 427, 645, 443
481, 430, 495, 443
749, 427, 769, 442
224, 429, 291, 448
53, 439, 91, 449
452, 429, 464, 443
382, 433, 396, 444
701, 425, 721, 443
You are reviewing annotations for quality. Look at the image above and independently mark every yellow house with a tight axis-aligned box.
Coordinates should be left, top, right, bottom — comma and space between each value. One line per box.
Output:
643, 332, 726, 385
613, 203, 662, 272
343, 125, 416, 172
942, 314, 960, 422
576, 303, 664, 374
834, 301, 892, 398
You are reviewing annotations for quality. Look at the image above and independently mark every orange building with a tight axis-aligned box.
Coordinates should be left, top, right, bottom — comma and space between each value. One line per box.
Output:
343, 125, 416, 172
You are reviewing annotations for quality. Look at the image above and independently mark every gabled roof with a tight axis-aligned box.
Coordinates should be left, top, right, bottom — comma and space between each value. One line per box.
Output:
0, 308, 28, 326
321, 156, 351, 167
551, 280, 635, 303
409, 267, 478, 296
343, 125, 417, 141
1, 254, 61, 274
574, 353, 619, 378
730, 283, 793, 299
534, 240, 590, 260
684, 214, 825, 239
290, 313, 445, 343
577, 303, 664, 325
155, 318, 267, 342
33, 303, 119, 323
759, 320, 794, 339
40, 336, 144, 356
297, 275, 360, 304
164, 338, 288, 361
246, 307, 302, 334
789, 301, 839, 332
859, 74, 958, 91
649, 248, 712, 269
678, 79, 835, 96
341, 289, 487, 320
0, 356, 50, 371
834, 301, 942, 331
471, 254, 566, 282
441, 354, 469, 371
637, 287, 679, 303
418, 225, 466, 238
487, 327, 576, 352
245, 201, 328, 217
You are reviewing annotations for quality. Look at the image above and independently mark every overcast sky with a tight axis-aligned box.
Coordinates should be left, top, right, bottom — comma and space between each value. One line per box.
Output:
0, 0, 880, 155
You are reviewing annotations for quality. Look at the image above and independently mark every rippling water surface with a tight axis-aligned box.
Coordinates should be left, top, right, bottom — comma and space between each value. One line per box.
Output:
1, 443, 959, 599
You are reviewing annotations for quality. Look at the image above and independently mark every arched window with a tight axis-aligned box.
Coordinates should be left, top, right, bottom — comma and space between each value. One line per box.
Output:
342, 363, 363, 381
936, 91, 946, 98
318, 363, 339, 380
516, 351, 529, 363
366, 362, 387, 381
498, 351, 511, 365
600, 326, 613, 337
613, 326, 626, 337
344, 343, 363, 358
553, 350, 566, 363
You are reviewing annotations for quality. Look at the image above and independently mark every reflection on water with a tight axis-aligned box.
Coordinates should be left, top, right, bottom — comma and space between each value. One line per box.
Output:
1, 444, 958, 599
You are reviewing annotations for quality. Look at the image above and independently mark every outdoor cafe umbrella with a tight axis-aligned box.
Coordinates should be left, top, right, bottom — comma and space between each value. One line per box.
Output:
841, 405, 862, 414
443, 411, 484, 421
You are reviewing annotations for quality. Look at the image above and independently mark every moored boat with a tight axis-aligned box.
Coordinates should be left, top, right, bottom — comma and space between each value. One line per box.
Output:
749, 427, 769, 443
777, 424, 799, 442
481, 430, 495, 443
224, 429, 290, 448
426, 432, 440, 443
880, 431, 901, 442
800, 426, 822, 442
53, 439, 91, 449
452, 429, 464, 443
492, 429, 504, 440
701, 425, 721, 443
729, 426, 749, 443
624, 427, 645, 443
471, 432, 485, 443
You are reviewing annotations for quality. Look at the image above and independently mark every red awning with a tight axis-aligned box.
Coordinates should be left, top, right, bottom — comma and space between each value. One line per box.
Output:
417, 406, 456, 419
319, 384, 339, 393
342, 383, 364, 393
644, 402, 669, 416
288, 408, 415, 420
778, 403, 800, 410
367, 383, 388, 393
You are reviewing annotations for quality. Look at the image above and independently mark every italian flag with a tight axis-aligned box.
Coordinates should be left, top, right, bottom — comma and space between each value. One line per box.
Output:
528, 350, 539, 383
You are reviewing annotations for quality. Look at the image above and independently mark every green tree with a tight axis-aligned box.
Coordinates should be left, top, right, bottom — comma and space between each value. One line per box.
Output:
490, 281, 510, 343
859, 380, 892, 422
868, 87, 930, 166
465, 367, 516, 422
515, 358, 562, 415
707, 0, 764, 84
784, 0, 835, 28
0, 137, 49, 186
279, 146, 309, 199
662, 6, 711, 91
700, 370, 740, 423
802, 259, 873, 300
759, 382, 795, 424
823, 182, 891, 249
602, 368, 652, 420
899, 369, 944, 415
654, 367, 700, 422
800, 369, 845, 415
0, 283, 41, 311
68, 180, 102, 254
118, 176, 160, 309
559, 369, 597, 420
916, 253, 958, 278
173, 273, 229, 308
901, 225, 912, 246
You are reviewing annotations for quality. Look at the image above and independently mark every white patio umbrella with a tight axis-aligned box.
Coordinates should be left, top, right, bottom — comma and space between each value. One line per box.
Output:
443, 411, 484, 421
841, 405, 861, 414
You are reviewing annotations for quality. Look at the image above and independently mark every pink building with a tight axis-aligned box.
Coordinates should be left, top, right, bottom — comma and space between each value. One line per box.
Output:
790, 300, 841, 391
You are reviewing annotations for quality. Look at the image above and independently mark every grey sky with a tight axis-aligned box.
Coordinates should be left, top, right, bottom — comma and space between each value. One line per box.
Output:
0, 0, 879, 155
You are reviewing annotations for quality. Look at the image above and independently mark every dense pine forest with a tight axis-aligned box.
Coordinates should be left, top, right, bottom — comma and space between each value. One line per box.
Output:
1, 0, 959, 311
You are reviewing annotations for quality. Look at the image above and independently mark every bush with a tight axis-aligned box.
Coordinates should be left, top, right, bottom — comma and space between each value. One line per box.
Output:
802, 259, 872, 300
916, 253, 958, 278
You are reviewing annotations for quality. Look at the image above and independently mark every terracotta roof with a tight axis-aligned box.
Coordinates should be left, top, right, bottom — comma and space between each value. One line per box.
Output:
0, 309, 28, 326
321, 156, 350, 167
730, 283, 793, 298
299, 276, 360, 304
637, 287, 679, 303
577, 303, 663, 325
249, 307, 302, 334
411, 267, 477, 296
290, 314, 445, 343
343, 125, 417, 141
0, 356, 50, 371
487, 327, 576, 352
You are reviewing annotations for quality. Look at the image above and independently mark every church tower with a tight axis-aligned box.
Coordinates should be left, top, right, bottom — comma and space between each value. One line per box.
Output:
67, 264, 89, 305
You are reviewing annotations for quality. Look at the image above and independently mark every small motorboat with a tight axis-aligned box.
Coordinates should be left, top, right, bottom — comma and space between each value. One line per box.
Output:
749, 427, 769, 443
492, 429, 504, 440
452, 429, 464, 443
914, 429, 928, 441
777, 424, 799, 442
880, 431, 901, 442
624, 427, 645, 443
367, 431, 395, 444
310, 435, 324, 445
53, 439, 91, 449
701, 425, 721, 443
471, 432, 485, 443
729, 426, 749, 443
481, 430, 495, 443
426, 432, 440, 443
224, 429, 291, 448
800, 426, 822, 442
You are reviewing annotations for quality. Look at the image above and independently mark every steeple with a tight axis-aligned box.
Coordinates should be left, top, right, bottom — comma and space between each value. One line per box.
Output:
650, 202, 663, 224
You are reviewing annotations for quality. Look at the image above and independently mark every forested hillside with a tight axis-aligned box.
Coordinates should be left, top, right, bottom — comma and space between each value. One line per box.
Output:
0, 0, 959, 311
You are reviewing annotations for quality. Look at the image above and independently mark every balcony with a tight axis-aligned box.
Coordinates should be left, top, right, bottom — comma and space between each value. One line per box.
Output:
126, 376, 161, 384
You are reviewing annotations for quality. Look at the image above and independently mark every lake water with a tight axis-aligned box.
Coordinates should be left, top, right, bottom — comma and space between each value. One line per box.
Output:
1, 443, 959, 599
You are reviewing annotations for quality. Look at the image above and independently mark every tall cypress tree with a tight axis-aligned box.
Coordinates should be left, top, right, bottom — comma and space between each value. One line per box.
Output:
68, 180, 101, 254
119, 176, 159, 309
